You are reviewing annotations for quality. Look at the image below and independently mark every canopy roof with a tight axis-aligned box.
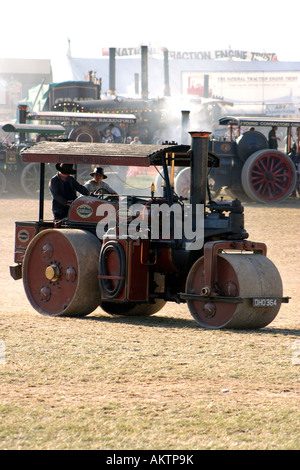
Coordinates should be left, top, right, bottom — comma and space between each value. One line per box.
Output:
21, 141, 219, 168
219, 116, 300, 128
2, 123, 66, 134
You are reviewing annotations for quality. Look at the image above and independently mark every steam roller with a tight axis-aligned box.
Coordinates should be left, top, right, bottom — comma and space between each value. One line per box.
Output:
11, 131, 289, 329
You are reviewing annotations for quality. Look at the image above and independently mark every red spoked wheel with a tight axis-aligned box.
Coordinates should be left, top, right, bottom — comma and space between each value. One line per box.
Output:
185, 253, 283, 329
23, 229, 101, 316
241, 150, 296, 203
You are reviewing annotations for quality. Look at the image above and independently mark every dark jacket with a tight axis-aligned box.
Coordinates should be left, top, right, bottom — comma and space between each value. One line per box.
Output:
268, 129, 278, 149
49, 173, 90, 219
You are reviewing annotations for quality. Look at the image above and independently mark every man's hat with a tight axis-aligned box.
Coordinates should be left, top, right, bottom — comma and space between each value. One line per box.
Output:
55, 163, 76, 175
90, 167, 107, 179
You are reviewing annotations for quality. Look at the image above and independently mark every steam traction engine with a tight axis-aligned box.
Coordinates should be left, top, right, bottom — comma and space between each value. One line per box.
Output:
0, 120, 67, 196
10, 132, 289, 329
175, 117, 299, 204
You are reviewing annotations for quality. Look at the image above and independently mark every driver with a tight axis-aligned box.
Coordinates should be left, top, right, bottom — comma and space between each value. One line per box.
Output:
49, 163, 90, 220
84, 167, 118, 195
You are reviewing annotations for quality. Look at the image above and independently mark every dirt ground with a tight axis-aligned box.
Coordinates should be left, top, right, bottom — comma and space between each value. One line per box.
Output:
0, 195, 299, 450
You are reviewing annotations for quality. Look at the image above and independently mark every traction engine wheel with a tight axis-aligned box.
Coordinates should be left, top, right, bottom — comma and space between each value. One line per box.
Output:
185, 253, 283, 329
174, 167, 221, 199
21, 163, 56, 197
154, 171, 164, 196
23, 229, 101, 316
174, 167, 190, 198
241, 150, 296, 203
68, 125, 100, 142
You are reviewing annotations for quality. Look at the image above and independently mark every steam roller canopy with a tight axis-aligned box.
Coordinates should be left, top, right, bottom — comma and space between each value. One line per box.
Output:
22, 229, 101, 316
236, 130, 268, 162
185, 253, 283, 329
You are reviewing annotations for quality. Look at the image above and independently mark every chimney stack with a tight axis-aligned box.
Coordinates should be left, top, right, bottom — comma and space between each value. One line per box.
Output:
141, 45, 149, 99
189, 132, 211, 229
109, 47, 116, 95
181, 110, 190, 144
163, 48, 170, 97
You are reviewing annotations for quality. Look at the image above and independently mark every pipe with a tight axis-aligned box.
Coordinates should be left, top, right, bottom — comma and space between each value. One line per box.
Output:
18, 104, 28, 143
134, 73, 139, 95
203, 74, 209, 98
189, 131, 211, 229
141, 45, 148, 99
181, 110, 190, 144
39, 163, 45, 222
163, 48, 170, 97
109, 47, 116, 95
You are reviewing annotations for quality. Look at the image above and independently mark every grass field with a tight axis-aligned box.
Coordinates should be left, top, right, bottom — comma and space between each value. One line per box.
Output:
0, 196, 299, 450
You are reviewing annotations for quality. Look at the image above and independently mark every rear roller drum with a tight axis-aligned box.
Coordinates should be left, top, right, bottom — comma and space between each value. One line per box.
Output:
185, 253, 283, 329
23, 229, 101, 316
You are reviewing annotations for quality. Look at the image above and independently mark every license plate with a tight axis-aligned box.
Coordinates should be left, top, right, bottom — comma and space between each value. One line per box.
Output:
252, 298, 278, 307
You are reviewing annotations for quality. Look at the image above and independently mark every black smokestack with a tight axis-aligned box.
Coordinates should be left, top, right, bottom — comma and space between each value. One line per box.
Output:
163, 48, 170, 97
109, 47, 116, 95
141, 45, 148, 99
189, 132, 211, 228
18, 104, 28, 143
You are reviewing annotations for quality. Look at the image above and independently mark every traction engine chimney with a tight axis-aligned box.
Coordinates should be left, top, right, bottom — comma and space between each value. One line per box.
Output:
109, 47, 116, 95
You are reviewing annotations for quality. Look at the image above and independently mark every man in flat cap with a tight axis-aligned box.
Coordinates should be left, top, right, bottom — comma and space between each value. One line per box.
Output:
84, 167, 118, 195
49, 163, 90, 220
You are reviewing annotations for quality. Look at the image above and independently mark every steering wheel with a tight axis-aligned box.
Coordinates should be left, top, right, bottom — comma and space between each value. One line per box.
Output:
93, 188, 118, 201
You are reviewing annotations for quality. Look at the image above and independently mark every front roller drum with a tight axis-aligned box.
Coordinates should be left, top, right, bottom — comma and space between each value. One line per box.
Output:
23, 229, 101, 316
185, 253, 283, 329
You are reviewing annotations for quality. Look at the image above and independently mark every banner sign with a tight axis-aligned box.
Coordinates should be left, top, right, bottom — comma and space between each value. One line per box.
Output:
182, 71, 300, 102
102, 48, 278, 61
169, 50, 277, 61
265, 104, 300, 116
